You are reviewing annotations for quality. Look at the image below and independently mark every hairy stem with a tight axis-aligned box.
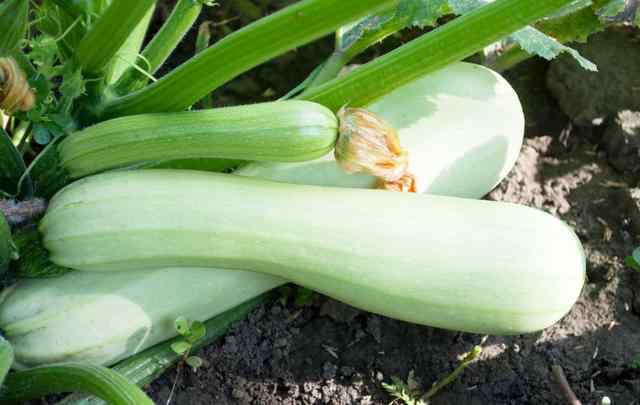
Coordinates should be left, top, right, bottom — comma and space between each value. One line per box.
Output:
299, 0, 576, 111
96, 0, 397, 119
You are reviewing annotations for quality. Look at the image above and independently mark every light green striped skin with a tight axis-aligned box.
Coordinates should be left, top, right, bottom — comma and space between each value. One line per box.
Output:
41, 169, 585, 335
58, 100, 338, 178
237, 62, 525, 199
0, 268, 283, 369
0, 335, 13, 384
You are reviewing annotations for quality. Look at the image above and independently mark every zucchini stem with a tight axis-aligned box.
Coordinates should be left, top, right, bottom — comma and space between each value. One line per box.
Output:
0, 363, 154, 404
95, 0, 397, 119
113, 0, 205, 95
76, 0, 155, 76
299, 0, 576, 111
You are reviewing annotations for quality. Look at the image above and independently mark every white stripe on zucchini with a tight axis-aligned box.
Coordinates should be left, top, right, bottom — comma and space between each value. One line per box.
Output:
0, 268, 283, 369
237, 62, 525, 198
40, 169, 584, 335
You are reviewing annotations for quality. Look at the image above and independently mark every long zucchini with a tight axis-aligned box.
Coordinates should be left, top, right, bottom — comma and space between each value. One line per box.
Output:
236, 62, 525, 198
30, 100, 337, 196
0, 267, 283, 369
40, 169, 585, 335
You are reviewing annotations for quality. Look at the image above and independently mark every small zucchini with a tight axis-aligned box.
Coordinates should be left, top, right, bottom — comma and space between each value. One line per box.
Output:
30, 100, 337, 196
40, 169, 585, 335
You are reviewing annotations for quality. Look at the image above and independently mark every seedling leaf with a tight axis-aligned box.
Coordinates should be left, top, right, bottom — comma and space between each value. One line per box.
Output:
188, 320, 206, 343
186, 356, 204, 371
175, 316, 190, 336
170, 341, 191, 355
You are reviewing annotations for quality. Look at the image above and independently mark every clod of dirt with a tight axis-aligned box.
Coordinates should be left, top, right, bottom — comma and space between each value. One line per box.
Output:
546, 27, 640, 126
603, 110, 640, 175
319, 299, 361, 323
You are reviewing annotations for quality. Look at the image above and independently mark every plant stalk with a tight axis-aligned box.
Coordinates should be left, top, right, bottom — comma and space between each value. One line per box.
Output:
96, 0, 398, 119
75, 0, 155, 76
0, 363, 154, 404
113, 0, 204, 94
299, 0, 577, 111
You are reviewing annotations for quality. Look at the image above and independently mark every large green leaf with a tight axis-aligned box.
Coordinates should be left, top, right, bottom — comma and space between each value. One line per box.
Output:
0, 128, 32, 197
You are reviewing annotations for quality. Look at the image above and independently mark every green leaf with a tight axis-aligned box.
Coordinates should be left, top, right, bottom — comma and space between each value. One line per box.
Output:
185, 356, 203, 371
625, 252, 640, 272
338, 14, 393, 51
294, 287, 314, 307
187, 321, 206, 343
511, 26, 597, 71
0, 0, 29, 55
1, 212, 14, 275
535, 6, 603, 43
170, 341, 191, 355
546, 0, 593, 18
597, 0, 625, 18
448, 0, 596, 70
32, 125, 52, 146
633, 247, 640, 268
0, 128, 29, 197
59, 66, 86, 113
396, 0, 449, 27
174, 316, 190, 336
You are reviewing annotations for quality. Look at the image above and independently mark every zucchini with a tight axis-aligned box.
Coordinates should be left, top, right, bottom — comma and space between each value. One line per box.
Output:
0, 267, 283, 369
40, 169, 585, 335
30, 100, 337, 196
236, 62, 525, 198
0, 335, 13, 385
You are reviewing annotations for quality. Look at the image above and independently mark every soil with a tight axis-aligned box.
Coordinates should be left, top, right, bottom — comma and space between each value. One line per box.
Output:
138, 6, 640, 404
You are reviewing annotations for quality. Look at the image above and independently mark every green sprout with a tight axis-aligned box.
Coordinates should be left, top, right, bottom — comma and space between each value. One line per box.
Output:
170, 316, 206, 372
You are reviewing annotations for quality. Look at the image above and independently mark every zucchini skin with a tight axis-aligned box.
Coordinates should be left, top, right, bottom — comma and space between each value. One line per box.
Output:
40, 169, 585, 335
0, 267, 283, 369
58, 100, 337, 178
236, 62, 525, 198
0, 335, 13, 384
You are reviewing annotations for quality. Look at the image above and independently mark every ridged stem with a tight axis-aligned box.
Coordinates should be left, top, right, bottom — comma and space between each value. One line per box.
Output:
0, 363, 153, 404
113, 0, 204, 94
75, 0, 155, 75
299, 0, 576, 111
96, 0, 398, 118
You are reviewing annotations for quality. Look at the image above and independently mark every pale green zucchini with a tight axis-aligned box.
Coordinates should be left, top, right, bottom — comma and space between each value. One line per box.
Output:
236, 62, 525, 198
0, 267, 283, 369
40, 169, 585, 335
0, 335, 13, 384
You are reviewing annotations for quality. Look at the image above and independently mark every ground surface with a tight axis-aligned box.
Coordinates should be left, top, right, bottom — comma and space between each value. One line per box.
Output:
138, 5, 640, 404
